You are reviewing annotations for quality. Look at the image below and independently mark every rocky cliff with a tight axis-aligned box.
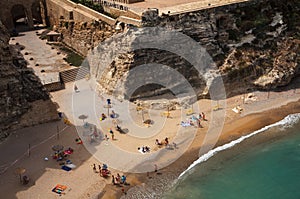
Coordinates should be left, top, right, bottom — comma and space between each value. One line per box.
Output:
90, 0, 300, 100
0, 21, 58, 140
51, 0, 300, 100
140, 0, 300, 96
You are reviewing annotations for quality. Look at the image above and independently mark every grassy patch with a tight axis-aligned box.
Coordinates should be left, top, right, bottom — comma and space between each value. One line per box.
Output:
51, 43, 84, 67
61, 46, 84, 66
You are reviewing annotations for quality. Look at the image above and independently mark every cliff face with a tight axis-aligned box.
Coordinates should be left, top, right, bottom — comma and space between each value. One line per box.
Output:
140, 0, 300, 96
91, 0, 300, 99
0, 21, 57, 140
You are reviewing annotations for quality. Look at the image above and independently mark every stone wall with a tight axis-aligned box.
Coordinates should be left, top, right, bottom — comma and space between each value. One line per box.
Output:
0, 20, 58, 140
46, 0, 116, 25
46, 0, 119, 55
103, 6, 141, 20
53, 20, 116, 56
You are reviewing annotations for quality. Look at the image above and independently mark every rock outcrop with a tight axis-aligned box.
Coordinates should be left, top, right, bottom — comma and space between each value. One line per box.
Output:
140, 0, 300, 96
0, 20, 57, 140
53, 0, 300, 100
97, 0, 300, 99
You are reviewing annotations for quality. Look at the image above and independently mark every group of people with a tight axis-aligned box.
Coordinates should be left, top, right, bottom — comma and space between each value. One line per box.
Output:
138, 146, 150, 153
155, 137, 169, 147
92, 163, 128, 192
93, 163, 111, 177
155, 138, 177, 149
112, 173, 127, 185
181, 112, 207, 128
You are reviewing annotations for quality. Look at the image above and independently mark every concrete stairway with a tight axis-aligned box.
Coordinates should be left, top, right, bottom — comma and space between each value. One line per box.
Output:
60, 67, 89, 83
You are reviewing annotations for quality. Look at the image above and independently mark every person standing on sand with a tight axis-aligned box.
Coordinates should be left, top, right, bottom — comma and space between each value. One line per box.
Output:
202, 112, 206, 121
154, 164, 158, 172
164, 137, 169, 146
197, 119, 201, 128
110, 129, 114, 140
111, 132, 114, 140
116, 173, 121, 184
112, 175, 115, 185
92, 164, 96, 173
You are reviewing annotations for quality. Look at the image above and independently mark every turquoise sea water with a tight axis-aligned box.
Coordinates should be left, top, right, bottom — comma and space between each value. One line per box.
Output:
164, 114, 300, 199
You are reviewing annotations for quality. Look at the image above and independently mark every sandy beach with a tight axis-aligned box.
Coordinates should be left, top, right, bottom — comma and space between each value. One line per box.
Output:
1, 29, 300, 199
0, 84, 299, 199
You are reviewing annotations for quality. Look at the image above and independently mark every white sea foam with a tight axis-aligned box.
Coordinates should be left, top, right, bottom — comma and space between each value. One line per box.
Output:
178, 113, 300, 179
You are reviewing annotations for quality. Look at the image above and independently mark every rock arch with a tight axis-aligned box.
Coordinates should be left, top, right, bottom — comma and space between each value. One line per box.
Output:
0, 0, 46, 32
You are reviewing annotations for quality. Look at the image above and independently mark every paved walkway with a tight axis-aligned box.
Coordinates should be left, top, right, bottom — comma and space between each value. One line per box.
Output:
127, 0, 250, 15
9, 30, 73, 85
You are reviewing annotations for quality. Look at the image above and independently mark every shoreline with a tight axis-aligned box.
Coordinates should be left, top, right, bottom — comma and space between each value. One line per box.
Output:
108, 99, 300, 198
0, 91, 299, 198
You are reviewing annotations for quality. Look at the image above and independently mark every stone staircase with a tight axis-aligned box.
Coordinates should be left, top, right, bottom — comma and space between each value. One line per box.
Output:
60, 67, 89, 83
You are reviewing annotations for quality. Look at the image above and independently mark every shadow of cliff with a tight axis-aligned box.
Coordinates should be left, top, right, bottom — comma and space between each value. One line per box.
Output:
0, 119, 106, 199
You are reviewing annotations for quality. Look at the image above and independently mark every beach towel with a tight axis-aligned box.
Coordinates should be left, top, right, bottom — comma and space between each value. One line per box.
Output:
66, 163, 76, 169
61, 165, 72, 171
52, 184, 67, 194
181, 121, 191, 127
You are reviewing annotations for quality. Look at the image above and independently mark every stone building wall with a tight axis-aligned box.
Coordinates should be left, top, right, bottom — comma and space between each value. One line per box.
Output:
46, 0, 118, 55
45, 0, 116, 25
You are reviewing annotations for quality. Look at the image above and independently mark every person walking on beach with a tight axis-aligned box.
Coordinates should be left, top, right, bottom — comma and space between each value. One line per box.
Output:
112, 175, 115, 185
110, 129, 115, 140
154, 164, 158, 173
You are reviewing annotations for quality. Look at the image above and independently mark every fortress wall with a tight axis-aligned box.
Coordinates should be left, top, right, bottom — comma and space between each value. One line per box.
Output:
46, 0, 116, 26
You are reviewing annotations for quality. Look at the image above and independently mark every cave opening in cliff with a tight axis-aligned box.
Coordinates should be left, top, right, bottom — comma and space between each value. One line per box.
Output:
31, 1, 43, 25
11, 4, 29, 32
129, 84, 176, 101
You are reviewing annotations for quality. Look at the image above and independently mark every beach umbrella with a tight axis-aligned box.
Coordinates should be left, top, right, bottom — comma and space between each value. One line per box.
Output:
78, 114, 88, 123
52, 144, 64, 152
15, 167, 26, 182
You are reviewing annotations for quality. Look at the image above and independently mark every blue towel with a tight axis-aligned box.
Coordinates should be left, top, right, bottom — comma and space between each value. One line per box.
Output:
61, 165, 72, 171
